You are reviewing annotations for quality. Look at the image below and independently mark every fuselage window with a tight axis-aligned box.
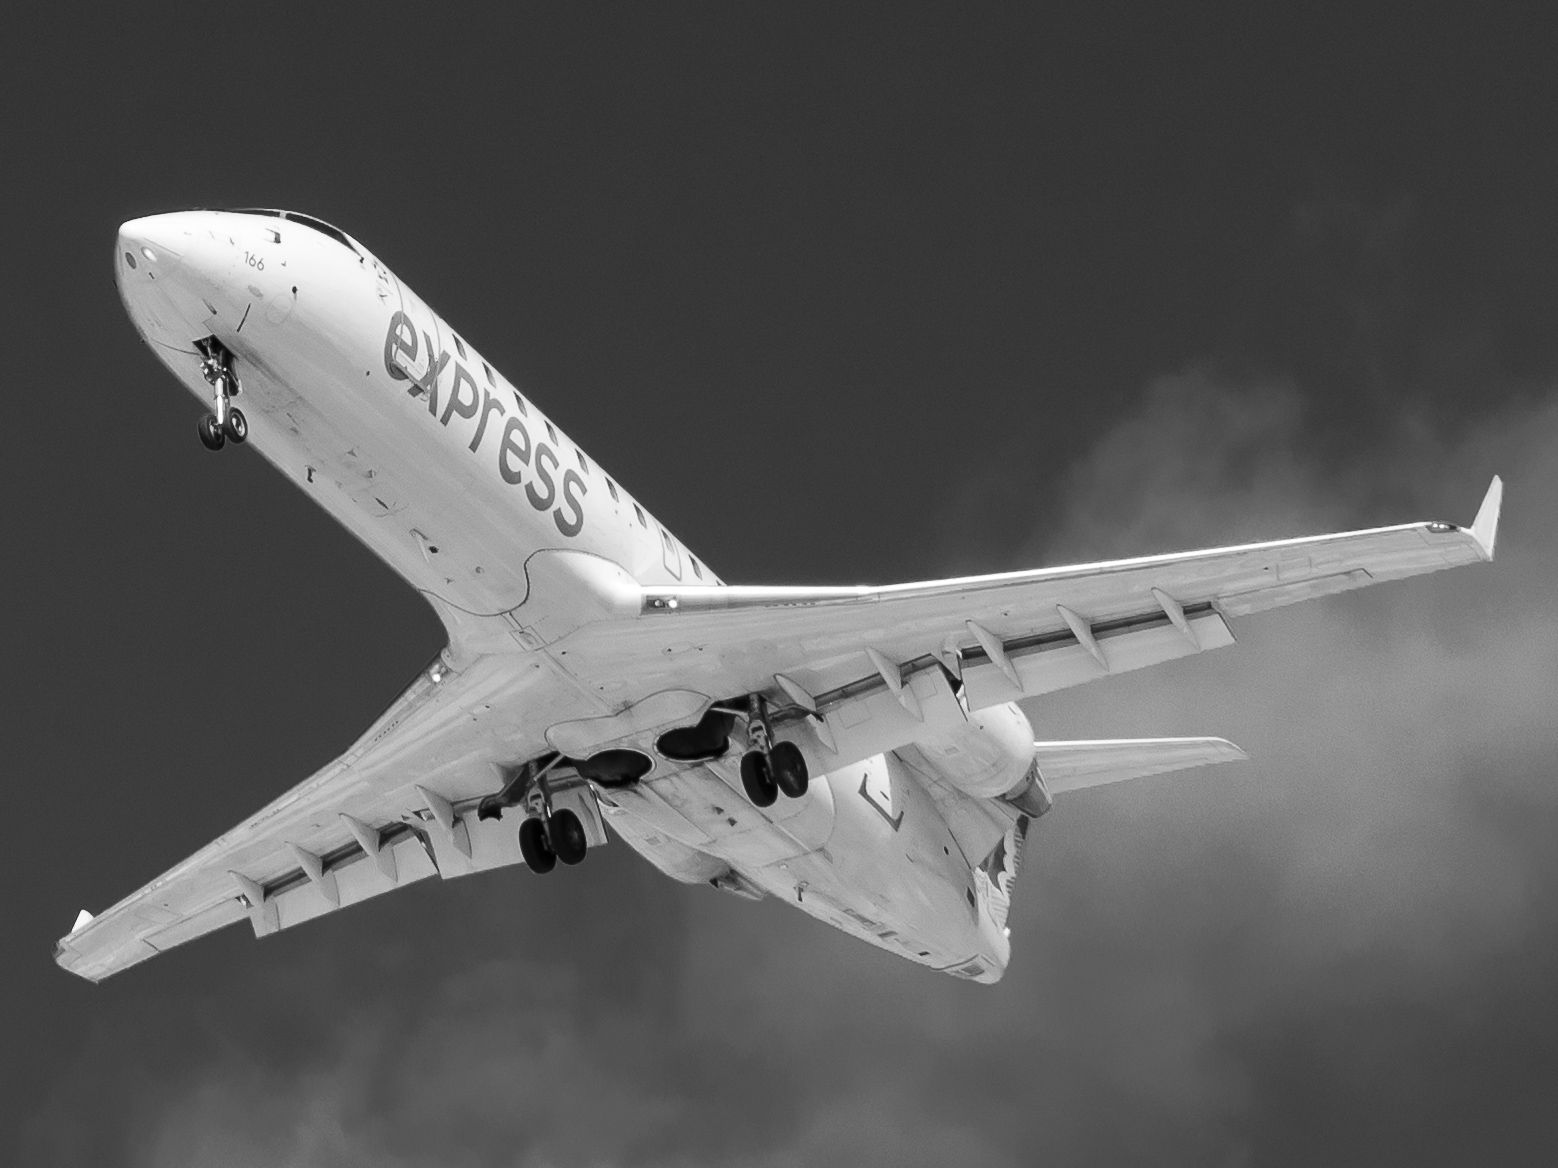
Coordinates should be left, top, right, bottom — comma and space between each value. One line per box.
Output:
577, 450, 589, 473
633, 503, 646, 526
545, 421, 558, 444
483, 362, 495, 386
512, 392, 528, 415
690, 556, 704, 580
605, 479, 619, 502
453, 335, 467, 359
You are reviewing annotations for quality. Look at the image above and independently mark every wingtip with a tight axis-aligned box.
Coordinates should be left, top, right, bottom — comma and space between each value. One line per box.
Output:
1205, 737, 1251, 763
1469, 475, 1504, 560
71, 908, 94, 933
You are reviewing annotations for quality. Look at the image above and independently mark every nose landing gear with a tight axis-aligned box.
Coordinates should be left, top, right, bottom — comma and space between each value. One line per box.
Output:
195, 337, 247, 451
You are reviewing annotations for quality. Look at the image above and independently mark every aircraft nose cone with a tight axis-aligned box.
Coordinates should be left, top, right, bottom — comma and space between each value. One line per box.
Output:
118, 213, 188, 271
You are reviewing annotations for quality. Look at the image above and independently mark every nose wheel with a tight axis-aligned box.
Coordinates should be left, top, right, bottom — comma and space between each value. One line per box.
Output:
195, 337, 247, 451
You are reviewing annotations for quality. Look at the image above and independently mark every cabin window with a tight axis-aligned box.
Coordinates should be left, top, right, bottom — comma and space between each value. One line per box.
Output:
453, 335, 467, 359
577, 450, 589, 473
511, 392, 528, 415
545, 421, 558, 444
633, 503, 646, 526
605, 479, 619, 502
690, 557, 704, 580
482, 362, 495, 386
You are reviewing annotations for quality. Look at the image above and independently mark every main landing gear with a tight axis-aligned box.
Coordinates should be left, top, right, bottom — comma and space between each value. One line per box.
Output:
739, 694, 809, 808
516, 771, 588, 875
195, 337, 247, 451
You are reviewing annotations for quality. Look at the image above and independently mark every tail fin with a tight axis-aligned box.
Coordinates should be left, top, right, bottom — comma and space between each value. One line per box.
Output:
978, 815, 1031, 932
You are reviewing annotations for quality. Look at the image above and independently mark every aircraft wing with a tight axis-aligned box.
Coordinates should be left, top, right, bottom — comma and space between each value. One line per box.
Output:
566, 479, 1503, 742
54, 653, 603, 983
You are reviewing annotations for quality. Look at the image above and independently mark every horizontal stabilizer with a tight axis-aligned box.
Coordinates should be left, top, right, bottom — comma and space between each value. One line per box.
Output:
1035, 737, 1247, 795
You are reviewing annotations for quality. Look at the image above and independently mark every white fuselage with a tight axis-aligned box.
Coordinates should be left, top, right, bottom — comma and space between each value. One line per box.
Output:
116, 210, 1013, 981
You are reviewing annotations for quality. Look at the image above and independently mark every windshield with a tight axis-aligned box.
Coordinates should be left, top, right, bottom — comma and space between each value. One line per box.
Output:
224, 208, 360, 254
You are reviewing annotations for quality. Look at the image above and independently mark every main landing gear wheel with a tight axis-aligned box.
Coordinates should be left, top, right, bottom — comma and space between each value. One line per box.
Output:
549, 808, 588, 866
740, 750, 779, 807
518, 816, 556, 874
197, 414, 226, 451
223, 407, 248, 445
739, 693, 808, 806
770, 740, 810, 798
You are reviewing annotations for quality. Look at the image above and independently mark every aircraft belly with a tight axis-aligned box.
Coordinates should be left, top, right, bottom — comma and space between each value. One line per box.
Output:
609, 752, 988, 967
781, 757, 984, 960
640, 758, 837, 865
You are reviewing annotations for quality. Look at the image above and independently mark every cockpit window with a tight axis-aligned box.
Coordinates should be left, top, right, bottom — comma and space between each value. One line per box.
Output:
225, 208, 360, 254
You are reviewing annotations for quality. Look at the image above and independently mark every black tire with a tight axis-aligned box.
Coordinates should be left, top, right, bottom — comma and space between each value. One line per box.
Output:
740, 750, 778, 808
518, 816, 556, 874
224, 407, 248, 444
549, 808, 588, 865
197, 413, 225, 451
771, 741, 810, 798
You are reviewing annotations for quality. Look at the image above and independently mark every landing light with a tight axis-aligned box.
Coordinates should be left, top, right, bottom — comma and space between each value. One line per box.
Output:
140, 246, 157, 262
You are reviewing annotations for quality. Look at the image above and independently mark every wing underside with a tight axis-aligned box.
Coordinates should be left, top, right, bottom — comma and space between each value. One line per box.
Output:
55, 654, 603, 982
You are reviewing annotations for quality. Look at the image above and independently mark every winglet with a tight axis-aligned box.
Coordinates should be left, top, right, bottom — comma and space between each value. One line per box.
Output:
1468, 475, 1503, 561
71, 909, 94, 933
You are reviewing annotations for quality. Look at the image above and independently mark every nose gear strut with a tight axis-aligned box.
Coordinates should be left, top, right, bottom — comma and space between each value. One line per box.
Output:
195, 337, 247, 451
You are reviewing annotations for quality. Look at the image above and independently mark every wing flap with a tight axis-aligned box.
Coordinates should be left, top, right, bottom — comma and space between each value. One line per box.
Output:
960, 606, 1235, 708
1036, 736, 1248, 795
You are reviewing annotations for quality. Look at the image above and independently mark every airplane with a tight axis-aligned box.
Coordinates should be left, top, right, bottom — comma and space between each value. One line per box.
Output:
56, 208, 1503, 985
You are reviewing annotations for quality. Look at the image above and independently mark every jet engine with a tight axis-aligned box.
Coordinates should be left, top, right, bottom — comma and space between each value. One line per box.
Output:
900, 701, 1038, 800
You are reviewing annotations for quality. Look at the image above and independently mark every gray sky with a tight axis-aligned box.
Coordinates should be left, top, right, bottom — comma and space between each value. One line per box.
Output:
4, 7, 1556, 1166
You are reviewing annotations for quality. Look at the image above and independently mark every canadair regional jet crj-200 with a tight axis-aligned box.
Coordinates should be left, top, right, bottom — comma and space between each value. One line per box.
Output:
56, 209, 1503, 984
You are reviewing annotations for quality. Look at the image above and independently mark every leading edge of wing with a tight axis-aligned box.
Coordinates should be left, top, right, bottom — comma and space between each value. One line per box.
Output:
641, 476, 1503, 616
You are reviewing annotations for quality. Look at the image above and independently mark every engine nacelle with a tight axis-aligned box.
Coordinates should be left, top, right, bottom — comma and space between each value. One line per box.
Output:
906, 701, 1037, 800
